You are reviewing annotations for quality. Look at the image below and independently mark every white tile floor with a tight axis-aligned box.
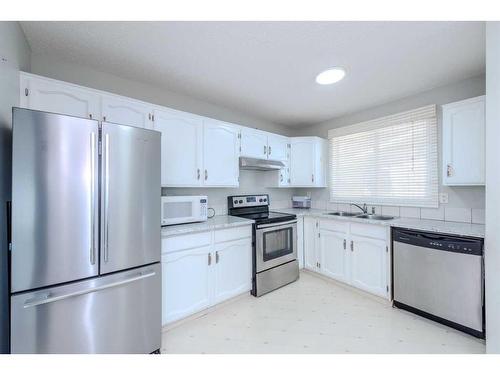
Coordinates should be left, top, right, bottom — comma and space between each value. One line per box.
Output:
162, 271, 485, 354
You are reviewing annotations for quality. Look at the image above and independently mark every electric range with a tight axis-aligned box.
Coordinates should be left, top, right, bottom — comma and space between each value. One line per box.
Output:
228, 194, 299, 297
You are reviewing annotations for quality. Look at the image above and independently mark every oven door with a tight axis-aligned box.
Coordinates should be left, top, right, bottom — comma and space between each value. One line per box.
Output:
256, 220, 297, 273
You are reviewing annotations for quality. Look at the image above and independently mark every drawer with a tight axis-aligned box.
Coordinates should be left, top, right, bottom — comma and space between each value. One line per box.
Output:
320, 218, 349, 234
350, 222, 387, 240
214, 225, 252, 243
162, 231, 212, 254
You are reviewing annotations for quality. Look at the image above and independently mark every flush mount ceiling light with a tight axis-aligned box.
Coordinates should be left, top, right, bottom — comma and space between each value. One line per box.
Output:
315, 67, 346, 85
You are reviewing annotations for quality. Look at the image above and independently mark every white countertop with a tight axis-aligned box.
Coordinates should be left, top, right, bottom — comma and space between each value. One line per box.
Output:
278, 208, 485, 238
161, 215, 254, 237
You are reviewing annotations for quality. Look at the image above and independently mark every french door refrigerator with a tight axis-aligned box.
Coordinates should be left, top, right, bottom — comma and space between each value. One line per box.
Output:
10, 108, 161, 354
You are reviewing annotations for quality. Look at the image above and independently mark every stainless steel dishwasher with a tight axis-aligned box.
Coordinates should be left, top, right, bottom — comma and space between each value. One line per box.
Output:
392, 228, 484, 338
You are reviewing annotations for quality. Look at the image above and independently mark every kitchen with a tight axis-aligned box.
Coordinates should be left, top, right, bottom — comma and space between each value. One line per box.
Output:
1, 12, 500, 368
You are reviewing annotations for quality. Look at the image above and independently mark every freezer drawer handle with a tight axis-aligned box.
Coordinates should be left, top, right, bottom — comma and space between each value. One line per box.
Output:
22, 271, 156, 309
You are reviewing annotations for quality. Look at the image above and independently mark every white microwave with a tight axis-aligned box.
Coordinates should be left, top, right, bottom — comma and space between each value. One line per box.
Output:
161, 195, 208, 226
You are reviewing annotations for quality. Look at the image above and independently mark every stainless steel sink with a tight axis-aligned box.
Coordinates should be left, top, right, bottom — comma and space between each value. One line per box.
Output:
355, 214, 394, 220
325, 211, 359, 217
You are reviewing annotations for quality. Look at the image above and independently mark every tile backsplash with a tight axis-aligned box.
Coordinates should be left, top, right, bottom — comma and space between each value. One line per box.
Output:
309, 199, 485, 224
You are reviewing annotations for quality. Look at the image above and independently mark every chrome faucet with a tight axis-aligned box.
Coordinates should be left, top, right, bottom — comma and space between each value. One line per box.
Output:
350, 203, 368, 214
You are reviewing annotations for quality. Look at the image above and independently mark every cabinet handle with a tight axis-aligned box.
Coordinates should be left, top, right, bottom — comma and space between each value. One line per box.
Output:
264, 145, 267, 155
447, 164, 453, 177
103, 116, 107, 122
269, 146, 272, 155
148, 113, 151, 120
280, 173, 283, 182
208, 253, 212, 266
89, 113, 93, 119
343, 239, 346, 250
216, 251, 219, 264
312, 174, 314, 183
205, 169, 208, 181
350, 240, 354, 252
197, 168, 200, 180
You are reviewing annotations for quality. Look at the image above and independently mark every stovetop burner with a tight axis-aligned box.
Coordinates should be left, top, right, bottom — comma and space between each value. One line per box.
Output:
227, 194, 296, 225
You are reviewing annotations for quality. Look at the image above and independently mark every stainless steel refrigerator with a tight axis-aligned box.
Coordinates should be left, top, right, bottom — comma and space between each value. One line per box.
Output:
9, 108, 161, 354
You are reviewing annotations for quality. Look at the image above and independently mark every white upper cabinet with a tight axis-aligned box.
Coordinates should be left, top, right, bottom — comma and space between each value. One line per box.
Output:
203, 119, 240, 187
240, 127, 269, 159
290, 137, 327, 187
20, 74, 100, 120
101, 95, 153, 129
267, 133, 289, 162
153, 108, 203, 187
442, 96, 485, 186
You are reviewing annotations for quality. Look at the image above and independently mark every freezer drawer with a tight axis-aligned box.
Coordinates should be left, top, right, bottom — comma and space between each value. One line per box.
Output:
11, 263, 161, 354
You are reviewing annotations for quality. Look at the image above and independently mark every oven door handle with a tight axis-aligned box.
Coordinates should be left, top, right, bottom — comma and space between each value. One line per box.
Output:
257, 219, 297, 229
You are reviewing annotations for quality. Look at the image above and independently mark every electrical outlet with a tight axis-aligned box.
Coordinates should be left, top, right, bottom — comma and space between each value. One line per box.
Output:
439, 193, 449, 204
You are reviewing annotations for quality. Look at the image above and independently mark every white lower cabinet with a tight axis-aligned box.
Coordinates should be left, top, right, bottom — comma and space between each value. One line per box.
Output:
296, 216, 304, 269
213, 238, 252, 304
161, 226, 252, 325
162, 246, 212, 325
303, 217, 390, 299
350, 234, 388, 297
320, 229, 349, 283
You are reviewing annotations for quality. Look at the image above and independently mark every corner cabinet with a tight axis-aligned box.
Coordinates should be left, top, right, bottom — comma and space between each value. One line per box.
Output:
290, 137, 327, 187
442, 96, 485, 186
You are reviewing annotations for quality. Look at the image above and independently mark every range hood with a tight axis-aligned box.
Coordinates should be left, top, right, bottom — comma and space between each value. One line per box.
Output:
239, 157, 285, 171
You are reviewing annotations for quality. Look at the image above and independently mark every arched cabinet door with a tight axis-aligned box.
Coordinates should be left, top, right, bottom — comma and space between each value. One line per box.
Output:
101, 95, 153, 129
202, 119, 240, 187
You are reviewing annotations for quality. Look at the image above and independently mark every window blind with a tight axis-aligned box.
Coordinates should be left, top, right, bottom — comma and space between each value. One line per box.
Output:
328, 105, 438, 208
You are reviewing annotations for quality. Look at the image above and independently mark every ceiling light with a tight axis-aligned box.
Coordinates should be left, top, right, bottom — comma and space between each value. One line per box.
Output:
315, 68, 346, 85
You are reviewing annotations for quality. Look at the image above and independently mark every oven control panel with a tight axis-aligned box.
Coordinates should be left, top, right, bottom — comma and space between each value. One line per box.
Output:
229, 194, 269, 208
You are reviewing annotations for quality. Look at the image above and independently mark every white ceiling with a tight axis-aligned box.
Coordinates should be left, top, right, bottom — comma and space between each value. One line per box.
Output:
20, 21, 485, 127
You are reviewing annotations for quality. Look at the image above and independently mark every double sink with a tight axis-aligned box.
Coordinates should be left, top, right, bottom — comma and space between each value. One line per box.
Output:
325, 211, 394, 221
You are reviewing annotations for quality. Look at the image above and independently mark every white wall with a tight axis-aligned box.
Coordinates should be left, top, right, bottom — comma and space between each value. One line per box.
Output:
485, 22, 500, 354
292, 76, 486, 223
0, 21, 31, 354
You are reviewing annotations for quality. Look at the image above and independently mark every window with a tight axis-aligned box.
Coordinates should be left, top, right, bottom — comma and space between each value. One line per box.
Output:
328, 105, 438, 208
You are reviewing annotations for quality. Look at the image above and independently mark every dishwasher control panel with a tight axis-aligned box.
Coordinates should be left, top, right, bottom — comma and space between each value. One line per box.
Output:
393, 228, 483, 256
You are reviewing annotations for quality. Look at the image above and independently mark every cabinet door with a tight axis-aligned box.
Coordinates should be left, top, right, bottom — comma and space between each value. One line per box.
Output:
442, 96, 485, 185
350, 235, 387, 297
297, 216, 304, 269
320, 229, 349, 283
213, 238, 252, 304
153, 108, 203, 187
21, 75, 100, 119
290, 139, 315, 186
240, 127, 269, 159
101, 95, 153, 128
203, 119, 239, 187
162, 246, 213, 325
267, 133, 289, 161
303, 217, 319, 271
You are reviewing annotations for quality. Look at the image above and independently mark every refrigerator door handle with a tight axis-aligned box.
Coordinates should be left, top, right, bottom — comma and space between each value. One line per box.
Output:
90, 132, 96, 265
103, 133, 110, 263
22, 271, 157, 309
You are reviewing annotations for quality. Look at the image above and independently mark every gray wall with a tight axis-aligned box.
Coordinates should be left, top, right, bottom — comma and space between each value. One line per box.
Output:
30, 53, 296, 211
485, 22, 500, 353
291, 75, 486, 223
0, 21, 31, 353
